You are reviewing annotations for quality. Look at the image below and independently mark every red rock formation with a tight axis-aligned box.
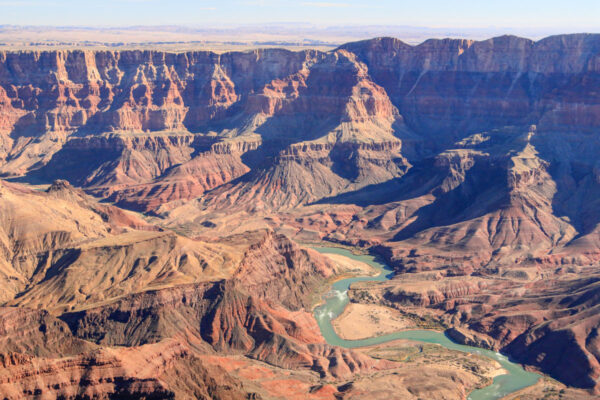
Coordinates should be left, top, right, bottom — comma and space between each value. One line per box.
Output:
0, 306, 248, 400
61, 280, 394, 380
233, 230, 338, 310
6, 36, 597, 212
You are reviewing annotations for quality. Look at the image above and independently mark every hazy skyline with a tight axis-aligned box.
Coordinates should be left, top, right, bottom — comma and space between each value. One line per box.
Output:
0, 0, 599, 32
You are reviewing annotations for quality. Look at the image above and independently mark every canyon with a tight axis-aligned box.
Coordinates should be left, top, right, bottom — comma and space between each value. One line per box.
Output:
1, 33, 600, 398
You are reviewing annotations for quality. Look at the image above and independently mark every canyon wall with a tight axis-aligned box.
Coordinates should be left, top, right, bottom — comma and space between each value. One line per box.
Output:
1, 34, 597, 212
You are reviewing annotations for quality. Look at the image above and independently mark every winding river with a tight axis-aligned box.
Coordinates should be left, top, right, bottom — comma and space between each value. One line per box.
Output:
312, 246, 541, 400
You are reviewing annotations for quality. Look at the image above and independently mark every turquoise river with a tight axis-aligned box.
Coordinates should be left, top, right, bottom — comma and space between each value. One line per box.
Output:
312, 246, 541, 400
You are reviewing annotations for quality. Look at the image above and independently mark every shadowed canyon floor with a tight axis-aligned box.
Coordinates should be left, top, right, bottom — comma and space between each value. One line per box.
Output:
1, 33, 600, 398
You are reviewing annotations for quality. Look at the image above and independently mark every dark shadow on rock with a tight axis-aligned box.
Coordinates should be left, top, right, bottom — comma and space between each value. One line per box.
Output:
25, 141, 123, 186
315, 155, 510, 242
314, 158, 445, 207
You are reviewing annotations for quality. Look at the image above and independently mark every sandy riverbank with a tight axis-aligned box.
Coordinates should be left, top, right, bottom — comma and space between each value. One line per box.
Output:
332, 303, 415, 340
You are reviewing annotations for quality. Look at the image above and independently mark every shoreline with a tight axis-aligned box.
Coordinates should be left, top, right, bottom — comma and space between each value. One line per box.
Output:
331, 302, 417, 341
311, 243, 542, 400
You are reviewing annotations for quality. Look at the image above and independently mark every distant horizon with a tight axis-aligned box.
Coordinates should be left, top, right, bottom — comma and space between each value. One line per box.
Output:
0, 22, 598, 35
1, 23, 598, 49
1, 0, 599, 31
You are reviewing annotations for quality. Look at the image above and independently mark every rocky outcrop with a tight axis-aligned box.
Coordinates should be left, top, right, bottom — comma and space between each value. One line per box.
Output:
340, 34, 600, 139
0, 307, 209, 399
1, 45, 412, 211
61, 280, 394, 380
45, 179, 158, 231
0, 307, 248, 400
0, 179, 154, 302
364, 265, 600, 391
0, 179, 233, 312
445, 327, 494, 350
5, 35, 598, 212
233, 230, 338, 310
0, 307, 95, 357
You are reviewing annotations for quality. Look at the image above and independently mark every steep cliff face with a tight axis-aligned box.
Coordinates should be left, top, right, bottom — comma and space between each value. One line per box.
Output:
0, 307, 249, 400
0, 47, 411, 210
340, 34, 600, 139
4, 35, 599, 212
0, 49, 319, 133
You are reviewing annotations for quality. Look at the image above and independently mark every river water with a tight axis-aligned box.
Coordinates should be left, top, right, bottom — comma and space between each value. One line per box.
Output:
312, 246, 541, 400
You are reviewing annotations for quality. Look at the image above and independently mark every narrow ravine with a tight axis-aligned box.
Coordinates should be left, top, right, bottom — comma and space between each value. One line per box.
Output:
312, 246, 541, 400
